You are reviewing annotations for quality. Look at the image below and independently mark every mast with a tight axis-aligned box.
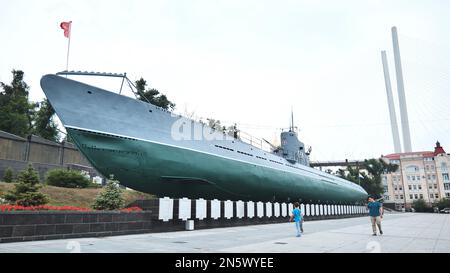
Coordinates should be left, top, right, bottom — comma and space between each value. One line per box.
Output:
290, 107, 294, 132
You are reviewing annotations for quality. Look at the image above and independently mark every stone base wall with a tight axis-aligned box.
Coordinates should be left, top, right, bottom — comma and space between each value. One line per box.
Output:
1, 197, 368, 243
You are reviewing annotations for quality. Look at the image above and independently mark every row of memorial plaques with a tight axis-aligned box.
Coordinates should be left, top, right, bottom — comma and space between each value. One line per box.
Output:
158, 197, 368, 222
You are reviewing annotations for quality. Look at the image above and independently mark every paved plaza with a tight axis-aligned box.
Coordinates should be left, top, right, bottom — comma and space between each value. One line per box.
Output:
0, 213, 449, 253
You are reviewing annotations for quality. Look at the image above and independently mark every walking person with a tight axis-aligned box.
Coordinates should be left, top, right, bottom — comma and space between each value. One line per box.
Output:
289, 202, 302, 237
367, 196, 383, 236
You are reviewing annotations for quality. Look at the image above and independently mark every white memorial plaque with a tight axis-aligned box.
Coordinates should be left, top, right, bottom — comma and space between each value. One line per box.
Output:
158, 197, 173, 222
281, 203, 287, 217
224, 200, 233, 219
178, 198, 191, 220
274, 202, 280, 217
306, 204, 310, 216
236, 200, 244, 219
265, 202, 272, 217
257, 202, 264, 218
300, 203, 305, 216
316, 204, 320, 216
195, 198, 207, 220
320, 204, 324, 216
247, 201, 255, 218
288, 203, 294, 216
311, 204, 315, 216
211, 199, 221, 219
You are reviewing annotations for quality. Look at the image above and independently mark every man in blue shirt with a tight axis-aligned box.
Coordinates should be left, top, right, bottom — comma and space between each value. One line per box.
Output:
289, 202, 302, 237
367, 196, 383, 236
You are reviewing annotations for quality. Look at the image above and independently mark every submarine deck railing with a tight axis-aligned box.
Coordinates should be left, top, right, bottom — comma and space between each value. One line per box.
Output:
237, 131, 273, 153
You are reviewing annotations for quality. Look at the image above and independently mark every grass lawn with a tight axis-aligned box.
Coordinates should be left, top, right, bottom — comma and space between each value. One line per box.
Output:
0, 181, 156, 208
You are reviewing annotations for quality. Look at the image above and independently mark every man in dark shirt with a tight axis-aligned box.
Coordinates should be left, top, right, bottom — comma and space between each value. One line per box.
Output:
367, 196, 383, 236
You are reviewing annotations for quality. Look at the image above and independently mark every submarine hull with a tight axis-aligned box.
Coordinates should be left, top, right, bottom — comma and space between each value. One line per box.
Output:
41, 74, 368, 203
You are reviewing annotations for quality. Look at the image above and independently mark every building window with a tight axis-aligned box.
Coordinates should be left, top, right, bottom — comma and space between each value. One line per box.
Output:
399, 186, 403, 191
406, 165, 419, 173
436, 194, 439, 199
443, 173, 449, 181
407, 175, 411, 181
426, 165, 430, 171
434, 184, 438, 189
419, 194, 423, 199
418, 185, 422, 190
394, 186, 398, 191
400, 195, 404, 199
409, 185, 412, 190
427, 174, 431, 180
395, 195, 398, 199
446, 193, 450, 198
425, 157, 433, 161
409, 194, 413, 199
432, 175, 436, 180
444, 183, 450, 191
416, 176, 420, 181
415, 194, 418, 199
429, 185, 433, 189
431, 165, 435, 170
412, 176, 416, 181
442, 163, 448, 173
413, 185, 417, 190
430, 194, 434, 198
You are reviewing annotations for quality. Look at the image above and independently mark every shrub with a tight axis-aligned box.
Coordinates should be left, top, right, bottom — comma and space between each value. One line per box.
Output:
435, 199, 450, 210
412, 199, 432, 212
4, 164, 48, 206
92, 175, 124, 210
45, 169, 90, 188
3, 167, 14, 183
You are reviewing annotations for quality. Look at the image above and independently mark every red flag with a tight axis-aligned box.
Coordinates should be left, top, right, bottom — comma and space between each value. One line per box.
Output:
60, 21, 72, 38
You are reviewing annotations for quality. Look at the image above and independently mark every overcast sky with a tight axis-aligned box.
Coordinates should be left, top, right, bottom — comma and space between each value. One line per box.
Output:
1, 0, 449, 161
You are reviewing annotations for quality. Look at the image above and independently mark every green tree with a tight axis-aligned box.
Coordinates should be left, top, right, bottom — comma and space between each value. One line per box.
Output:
33, 99, 59, 142
0, 70, 35, 137
3, 167, 14, 183
412, 199, 430, 212
45, 169, 90, 188
135, 78, 175, 110
337, 159, 398, 198
435, 199, 450, 210
206, 118, 221, 130
92, 175, 124, 210
4, 164, 48, 206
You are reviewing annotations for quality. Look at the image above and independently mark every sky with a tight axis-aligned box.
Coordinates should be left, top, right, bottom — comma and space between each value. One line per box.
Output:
1, 0, 449, 162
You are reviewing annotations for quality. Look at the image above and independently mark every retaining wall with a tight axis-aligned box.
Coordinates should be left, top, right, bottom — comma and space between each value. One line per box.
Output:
1, 197, 368, 243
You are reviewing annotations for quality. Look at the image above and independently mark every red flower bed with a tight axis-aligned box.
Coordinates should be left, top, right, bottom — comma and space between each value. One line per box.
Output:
0, 204, 91, 212
0, 204, 144, 212
120, 206, 143, 212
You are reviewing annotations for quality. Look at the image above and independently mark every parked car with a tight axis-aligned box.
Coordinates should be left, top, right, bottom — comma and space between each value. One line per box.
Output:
440, 208, 450, 213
